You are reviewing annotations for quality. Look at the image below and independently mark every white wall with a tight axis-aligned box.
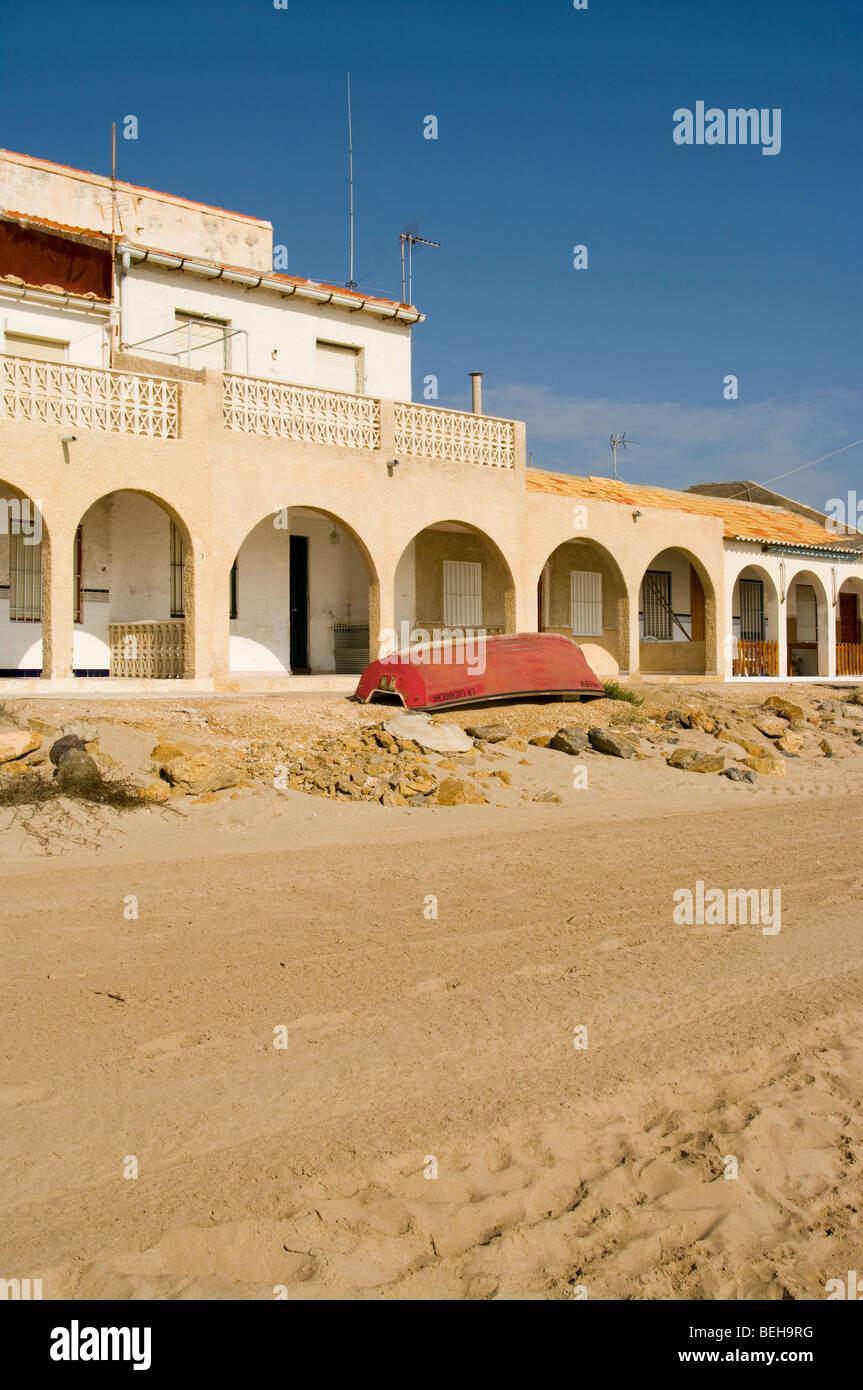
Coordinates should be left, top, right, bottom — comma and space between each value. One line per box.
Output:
229, 509, 370, 673
0, 299, 109, 367
121, 265, 413, 400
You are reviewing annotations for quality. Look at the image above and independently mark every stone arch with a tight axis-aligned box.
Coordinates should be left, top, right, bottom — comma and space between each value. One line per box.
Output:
72, 488, 195, 678
393, 519, 517, 650
535, 535, 631, 676
785, 566, 829, 677
228, 504, 380, 675
728, 560, 780, 676
636, 546, 718, 675
0, 477, 48, 676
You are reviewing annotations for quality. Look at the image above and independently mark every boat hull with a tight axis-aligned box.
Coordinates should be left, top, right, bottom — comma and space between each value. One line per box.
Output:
355, 632, 605, 710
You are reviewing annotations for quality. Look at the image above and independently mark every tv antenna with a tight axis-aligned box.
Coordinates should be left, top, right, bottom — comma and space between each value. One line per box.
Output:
400, 224, 440, 304
610, 431, 637, 479
346, 73, 356, 288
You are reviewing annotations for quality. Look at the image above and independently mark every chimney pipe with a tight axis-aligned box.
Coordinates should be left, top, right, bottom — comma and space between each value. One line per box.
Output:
469, 371, 483, 415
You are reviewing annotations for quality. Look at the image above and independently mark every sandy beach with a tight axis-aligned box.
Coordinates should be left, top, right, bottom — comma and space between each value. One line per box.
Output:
1, 683, 861, 1300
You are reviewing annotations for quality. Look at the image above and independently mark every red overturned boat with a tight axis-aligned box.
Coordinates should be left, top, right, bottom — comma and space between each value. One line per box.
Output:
355, 632, 604, 711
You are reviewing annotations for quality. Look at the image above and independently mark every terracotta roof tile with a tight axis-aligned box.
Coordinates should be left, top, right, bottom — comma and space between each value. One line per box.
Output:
526, 469, 849, 548
2, 210, 110, 241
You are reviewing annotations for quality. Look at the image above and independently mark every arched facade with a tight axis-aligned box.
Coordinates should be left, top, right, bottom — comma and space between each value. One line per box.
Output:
392, 520, 517, 653
636, 547, 718, 676
0, 478, 46, 676
536, 536, 630, 677
786, 567, 830, 677
727, 561, 781, 677
228, 506, 379, 675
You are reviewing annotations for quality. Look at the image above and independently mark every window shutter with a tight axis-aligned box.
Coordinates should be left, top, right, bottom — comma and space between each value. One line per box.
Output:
316, 342, 359, 394
570, 570, 602, 636
795, 584, 818, 642
443, 559, 482, 627
4, 332, 68, 363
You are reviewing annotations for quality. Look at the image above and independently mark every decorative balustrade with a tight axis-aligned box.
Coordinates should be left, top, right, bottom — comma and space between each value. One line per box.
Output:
837, 642, 863, 676
0, 354, 179, 438
394, 402, 515, 468
223, 373, 380, 449
109, 621, 185, 678
732, 639, 779, 677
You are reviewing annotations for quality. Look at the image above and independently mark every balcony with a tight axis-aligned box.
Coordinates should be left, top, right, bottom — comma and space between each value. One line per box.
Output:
394, 401, 515, 469
0, 352, 520, 469
0, 354, 179, 438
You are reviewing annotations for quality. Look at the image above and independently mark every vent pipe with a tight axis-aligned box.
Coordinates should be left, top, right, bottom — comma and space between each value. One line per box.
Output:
469, 371, 483, 414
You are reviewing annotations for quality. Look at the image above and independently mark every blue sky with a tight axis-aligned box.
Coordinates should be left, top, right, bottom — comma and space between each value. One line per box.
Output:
1, 0, 861, 509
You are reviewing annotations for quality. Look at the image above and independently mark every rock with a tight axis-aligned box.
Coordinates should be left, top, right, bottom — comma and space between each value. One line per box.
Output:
50, 733, 90, 766
0, 730, 41, 764
27, 716, 60, 738
55, 747, 102, 795
139, 781, 170, 803
664, 709, 684, 725
533, 789, 562, 802
60, 719, 98, 744
588, 727, 636, 758
716, 723, 775, 760
819, 738, 835, 757
465, 722, 513, 743
667, 748, 725, 774
528, 734, 553, 747
160, 752, 239, 796
434, 776, 486, 806
846, 688, 863, 706
383, 711, 473, 755
491, 768, 512, 784
754, 715, 788, 739
776, 732, 804, 755
690, 710, 718, 734
742, 753, 786, 777
764, 695, 810, 722
721, 767, 756, 784
550, 727, 590, 755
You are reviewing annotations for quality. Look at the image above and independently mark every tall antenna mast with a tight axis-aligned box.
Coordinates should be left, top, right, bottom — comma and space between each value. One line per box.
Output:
346, 73, 356, 288
110, 120, 117, 366
399, 227, 440, 304
610, 431, 637, 480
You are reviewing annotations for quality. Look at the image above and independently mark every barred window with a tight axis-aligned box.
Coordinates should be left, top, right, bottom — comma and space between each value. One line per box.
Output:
170, 522, 185, 619
74, 526, 83, 624
641, 570, 673, 640
9, 530, 42, 622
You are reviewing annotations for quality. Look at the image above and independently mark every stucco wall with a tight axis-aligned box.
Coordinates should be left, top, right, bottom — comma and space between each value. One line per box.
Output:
541, 539, 624, 666
0, 151, 272, 270
413, 527, 509, 631
121, 265, 413, 401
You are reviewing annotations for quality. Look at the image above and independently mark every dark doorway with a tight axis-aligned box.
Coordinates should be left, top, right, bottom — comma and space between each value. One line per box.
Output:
840, 591, 859, 645
289, 535, 309, 671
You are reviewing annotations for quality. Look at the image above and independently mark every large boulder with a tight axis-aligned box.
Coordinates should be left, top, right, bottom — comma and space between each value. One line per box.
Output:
550, 727, 590, 755
465, 722, 514, 743
667, 748, 725, 774
49, 733, 86, 766
160, 751, 239, 797
56, 747, 102, 795
0, 730, 41, 764
588, 727, 636, 758
434, 776, 486, 806
384, 711, 473, 755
